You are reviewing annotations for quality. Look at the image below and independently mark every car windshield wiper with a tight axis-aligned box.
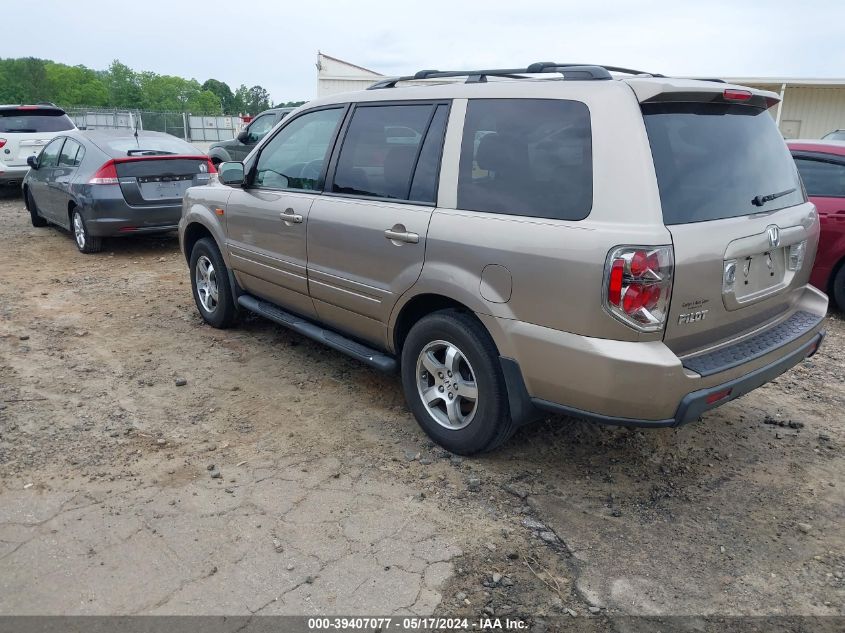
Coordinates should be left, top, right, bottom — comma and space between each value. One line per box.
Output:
752, 187, 796, 207
126, 149, 177, 156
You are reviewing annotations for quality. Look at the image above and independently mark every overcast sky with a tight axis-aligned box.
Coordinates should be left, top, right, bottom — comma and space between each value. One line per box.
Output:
3, 0, 843, 104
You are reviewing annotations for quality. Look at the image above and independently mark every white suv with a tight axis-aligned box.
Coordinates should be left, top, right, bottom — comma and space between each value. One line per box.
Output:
0, 104, 76, 187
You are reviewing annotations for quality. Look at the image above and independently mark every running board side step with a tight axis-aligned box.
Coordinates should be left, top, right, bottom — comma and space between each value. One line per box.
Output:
237, 294, 397, 373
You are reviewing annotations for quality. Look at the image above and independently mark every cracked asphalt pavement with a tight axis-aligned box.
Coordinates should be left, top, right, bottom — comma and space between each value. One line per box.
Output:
0, 189, 843, 625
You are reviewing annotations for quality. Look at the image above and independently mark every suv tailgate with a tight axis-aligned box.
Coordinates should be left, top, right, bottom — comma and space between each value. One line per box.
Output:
639, 92, 820, 356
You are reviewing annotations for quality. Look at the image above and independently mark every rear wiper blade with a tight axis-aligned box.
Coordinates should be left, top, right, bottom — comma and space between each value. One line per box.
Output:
752, 187, 796, 207
127, 149, 176, 156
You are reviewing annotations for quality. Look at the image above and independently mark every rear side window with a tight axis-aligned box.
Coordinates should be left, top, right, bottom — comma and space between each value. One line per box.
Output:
643, 103, 805, 225
794, 157, 845, 197
457, 99, 592, 220
59, 138, 84, 167
332, 103, 447, 203
0, 109, 75, 133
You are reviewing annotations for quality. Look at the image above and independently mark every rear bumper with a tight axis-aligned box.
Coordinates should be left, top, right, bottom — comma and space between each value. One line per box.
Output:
532, 331, 824, 427
483, 284, 828, 427
81, 184, 182, 236
0, 165, 29, 184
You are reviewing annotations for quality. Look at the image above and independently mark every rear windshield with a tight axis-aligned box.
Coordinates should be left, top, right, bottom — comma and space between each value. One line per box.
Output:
97, 135, 200, 156
0, 109, 75, 133
643, 103, 804, 225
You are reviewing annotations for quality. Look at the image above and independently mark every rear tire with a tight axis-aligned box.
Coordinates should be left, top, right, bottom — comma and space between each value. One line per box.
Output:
25, 189, 47, 227
832, 263, 845, 312
400, 309, 515, 455
72, 209, 103, 253
190, 237, 238, 328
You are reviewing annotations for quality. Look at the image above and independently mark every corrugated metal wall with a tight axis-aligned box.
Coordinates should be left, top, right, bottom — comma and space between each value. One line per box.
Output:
778, 87, 845, 139
743, 83, 845, 139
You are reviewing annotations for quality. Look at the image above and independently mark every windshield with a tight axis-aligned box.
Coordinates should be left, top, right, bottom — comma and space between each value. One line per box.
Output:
823, 131, 845, 141
643, 102, 805, 225
99, 136, 200, 156
0, 109, 75, 133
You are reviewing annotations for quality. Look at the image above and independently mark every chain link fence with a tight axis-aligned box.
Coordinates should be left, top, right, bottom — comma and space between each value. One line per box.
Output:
63, 107, 244, 144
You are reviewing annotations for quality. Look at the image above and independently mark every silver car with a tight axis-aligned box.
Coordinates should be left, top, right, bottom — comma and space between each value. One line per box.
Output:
179, 63, 827, 454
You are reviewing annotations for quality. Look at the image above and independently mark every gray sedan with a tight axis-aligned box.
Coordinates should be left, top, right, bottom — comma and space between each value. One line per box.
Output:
23, 129, 214, 253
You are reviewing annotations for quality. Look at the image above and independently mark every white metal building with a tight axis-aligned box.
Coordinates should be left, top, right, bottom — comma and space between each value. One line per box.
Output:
724, 78, 845, 139
315, 54, 845, 140
315, 52, 383, 97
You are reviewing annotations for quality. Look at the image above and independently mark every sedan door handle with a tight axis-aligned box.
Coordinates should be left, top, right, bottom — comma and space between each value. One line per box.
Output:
384, 228, 419, 244
280, 209, 303, 224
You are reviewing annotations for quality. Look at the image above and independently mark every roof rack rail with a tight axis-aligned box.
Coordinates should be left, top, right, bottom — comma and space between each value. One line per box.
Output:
368, 62, 662, 89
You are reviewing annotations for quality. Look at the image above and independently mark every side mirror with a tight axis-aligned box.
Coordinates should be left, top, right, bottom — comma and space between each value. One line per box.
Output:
27, 155, 39, 169
218, 162, 245, 186
237, 129, 250, 144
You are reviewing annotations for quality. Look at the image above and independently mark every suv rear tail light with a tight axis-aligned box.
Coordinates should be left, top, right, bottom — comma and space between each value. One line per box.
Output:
723, 88, 752, 101
88, 160, 119, 185
604, 245, 674, 332
788, 240, 807, 271
0, 138, 6, 149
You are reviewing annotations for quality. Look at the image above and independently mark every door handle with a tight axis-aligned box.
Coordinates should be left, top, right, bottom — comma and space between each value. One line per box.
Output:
280, 208, 303, 224
384, 228, 419, 244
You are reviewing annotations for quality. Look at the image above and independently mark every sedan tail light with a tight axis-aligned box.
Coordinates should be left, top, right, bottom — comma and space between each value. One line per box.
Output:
0, 138, 6, 149
604, 245, 674, 331
88, 160, 119, 185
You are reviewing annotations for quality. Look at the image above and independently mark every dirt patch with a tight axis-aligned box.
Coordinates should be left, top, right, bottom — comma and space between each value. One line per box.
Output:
0, 188, 842, 623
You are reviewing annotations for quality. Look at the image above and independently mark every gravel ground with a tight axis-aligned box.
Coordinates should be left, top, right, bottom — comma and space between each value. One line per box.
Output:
0, 187, 842, 627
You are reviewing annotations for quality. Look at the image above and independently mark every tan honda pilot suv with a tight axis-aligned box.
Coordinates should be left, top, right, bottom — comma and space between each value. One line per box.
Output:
179, 63, 827, 454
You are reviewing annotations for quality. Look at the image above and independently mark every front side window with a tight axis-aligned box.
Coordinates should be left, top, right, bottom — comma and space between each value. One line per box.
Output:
457, 99, 593, 220
253, 108, 343, 190
794, 157, 845, 198
39, 137, 65, 168
58, 138, 84, 167
246, 114, 276, 143
332, 103, 445, 202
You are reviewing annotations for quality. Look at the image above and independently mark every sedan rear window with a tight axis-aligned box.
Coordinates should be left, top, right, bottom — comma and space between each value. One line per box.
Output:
643, 103, 805, 225
98, 136, 201, 156
0, 109, 75, 133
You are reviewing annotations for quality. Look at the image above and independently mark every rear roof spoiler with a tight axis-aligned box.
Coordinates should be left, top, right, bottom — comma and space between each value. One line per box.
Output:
625, 78, 780, 109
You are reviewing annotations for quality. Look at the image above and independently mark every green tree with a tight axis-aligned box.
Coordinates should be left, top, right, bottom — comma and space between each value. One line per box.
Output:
276, 100, 306, 108
201, 79, 234, 112
246, 85, 271, 113
45, 62, 108, 106
104, 60, 141, 108
0, 57, 50, 103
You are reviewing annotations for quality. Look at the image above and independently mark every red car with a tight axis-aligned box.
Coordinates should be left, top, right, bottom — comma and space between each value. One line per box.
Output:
788, 140, 845, 310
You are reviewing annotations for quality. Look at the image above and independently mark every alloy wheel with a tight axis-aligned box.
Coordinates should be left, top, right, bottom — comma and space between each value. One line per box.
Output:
415, 339, 479, 429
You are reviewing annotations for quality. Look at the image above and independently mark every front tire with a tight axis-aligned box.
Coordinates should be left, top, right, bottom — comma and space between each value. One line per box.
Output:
72, 209, 103, 253
190, 237, 238, 328
400, 309, 515, 455
25, 189, 47, 227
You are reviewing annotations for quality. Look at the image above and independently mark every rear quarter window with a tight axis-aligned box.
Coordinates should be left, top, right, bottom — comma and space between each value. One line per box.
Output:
457, 99, 592, 221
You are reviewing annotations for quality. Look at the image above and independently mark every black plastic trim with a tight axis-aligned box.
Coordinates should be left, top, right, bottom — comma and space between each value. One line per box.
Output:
237, 294, 397, 372
499, 357, 542, 426
682, 311, 824, 377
